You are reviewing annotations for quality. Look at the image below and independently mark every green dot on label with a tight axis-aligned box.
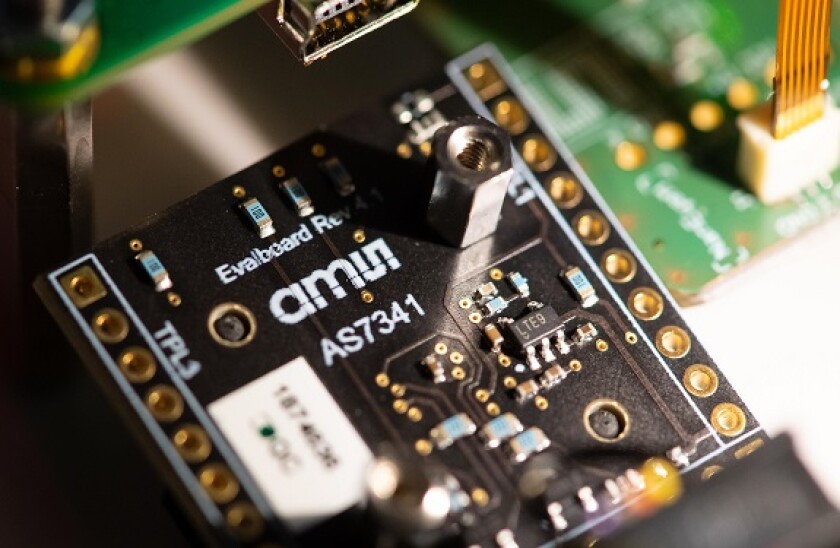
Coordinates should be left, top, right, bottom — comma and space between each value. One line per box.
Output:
259, 425, 275, 438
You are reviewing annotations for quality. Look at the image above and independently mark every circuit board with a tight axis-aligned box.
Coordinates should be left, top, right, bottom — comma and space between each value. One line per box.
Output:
0, 0, 269, 108
419, 0, 840, 303
37, 47, 764, 546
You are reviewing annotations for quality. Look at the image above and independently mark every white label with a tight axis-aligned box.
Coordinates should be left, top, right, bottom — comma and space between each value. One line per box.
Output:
208, 356, 372, 531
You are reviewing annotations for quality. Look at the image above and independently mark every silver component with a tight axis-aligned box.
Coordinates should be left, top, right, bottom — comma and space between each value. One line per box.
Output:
547, 502, 568, 531
539, 338, 556, 362
626, 468, 645, 491
240, 198, 276, 238
473, 281, 499, 304
366, 451, 453, 543
508, 427, 551, 463
280, 177, 315, 217
480, 413, 524, 449
392, 90, 448, 144
605, 478, 622, 504
561, 266, 598, 308
424, 115, 514, 248
496, 529, 519, 548
482, 295, 508, 317
430, 413, 477, 449
515, 380, 540, 403
312, 0, 363, 23
259, 0, 420, 65
506, 271, 530, 297
135, 251, 173, 292
539, 364, 566, 390
667, 446, 691, 468
525, 346, 541, 371
422, 354, 447, 384
572, 322, 598, 345
555, 333, 571, 355
578, 486, 599, 514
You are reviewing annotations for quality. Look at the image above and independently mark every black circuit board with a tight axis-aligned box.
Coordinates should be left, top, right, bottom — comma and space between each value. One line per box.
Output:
37, 46, 765, 548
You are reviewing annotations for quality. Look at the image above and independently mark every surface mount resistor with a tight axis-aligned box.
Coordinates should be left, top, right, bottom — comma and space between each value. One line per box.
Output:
430, 413, 477, 449
508, 427, 551, 463
561, 266, 598, 308
319, 157, 355, 197
240, 198, 276, 238
135, 250, 173, 292
506, 272, 530, 297
422, 354, 447, 384
482, 296, 508, 317
281, 178, 315, 217
480, 413, 524, 449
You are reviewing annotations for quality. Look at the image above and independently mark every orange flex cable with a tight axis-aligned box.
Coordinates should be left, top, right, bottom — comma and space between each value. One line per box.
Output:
772, 0, 832, 139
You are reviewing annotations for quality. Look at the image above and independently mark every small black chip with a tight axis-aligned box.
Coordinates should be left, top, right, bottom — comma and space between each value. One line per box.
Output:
505, 306, 564, 350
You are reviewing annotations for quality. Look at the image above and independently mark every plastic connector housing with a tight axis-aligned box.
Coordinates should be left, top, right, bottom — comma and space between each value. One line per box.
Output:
737, 98, 840, 204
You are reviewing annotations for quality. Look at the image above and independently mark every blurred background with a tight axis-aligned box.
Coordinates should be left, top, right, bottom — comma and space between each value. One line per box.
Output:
3, 8, 840, 547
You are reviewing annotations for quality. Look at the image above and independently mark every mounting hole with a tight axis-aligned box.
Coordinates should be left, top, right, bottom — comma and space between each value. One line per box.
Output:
520, 135, 557, 172
628, 287, 664, 321
208, 303, 257, 348
492, 97, 530, 135
710, 403, 746, 437
226, 502, 265, 542
584, 399, 630, 443
60, 265, 107, 308
91, 308, 129, 344
683, 364, 718, 397
656, 326, 692, 359
601, 249, 637, 283
573, 210, 610, 246
198, 463, 240, 504
547, 172, 583, 209
448, 126, 502, 172
145, 385, 184, 423
118, 347, 156, 383
172, 424, 212, 464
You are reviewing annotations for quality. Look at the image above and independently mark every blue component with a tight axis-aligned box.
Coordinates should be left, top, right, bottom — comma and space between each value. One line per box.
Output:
508, 427, 551, 463
482, 295, 508, 317
430, 412, 477, 449
241, 198, 276, 238
136, 250, 172, 292
506, 271, 530, 297
281, 177, 315, 217
562, 266, 598, 308
481, 413, 524, 448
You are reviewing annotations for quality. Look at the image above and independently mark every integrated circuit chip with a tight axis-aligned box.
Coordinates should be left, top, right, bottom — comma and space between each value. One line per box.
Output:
504, 305, 564, 351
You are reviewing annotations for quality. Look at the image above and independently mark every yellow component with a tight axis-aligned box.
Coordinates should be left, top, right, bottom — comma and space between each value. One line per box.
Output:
639, 457, 683, 507
614, 141, 647, 170
12, 24, 100, 82
773, 0, 833, 139
652, 121, 686, 151
689, 101, 724, 132
727, 79, 759, 110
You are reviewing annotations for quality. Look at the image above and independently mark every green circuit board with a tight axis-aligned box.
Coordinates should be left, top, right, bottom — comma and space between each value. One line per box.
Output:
0, 0, 269, 108
419, 0, 840, 303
